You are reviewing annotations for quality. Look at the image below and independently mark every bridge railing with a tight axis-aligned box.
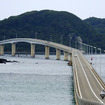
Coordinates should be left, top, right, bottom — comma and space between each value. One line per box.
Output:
72, 53, 105, 105
80, 52, 105, 90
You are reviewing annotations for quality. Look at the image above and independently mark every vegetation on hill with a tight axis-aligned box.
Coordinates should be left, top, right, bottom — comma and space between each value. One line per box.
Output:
0, 10, 104, 52
84, 17, 105, 51
85, 17, 105, 35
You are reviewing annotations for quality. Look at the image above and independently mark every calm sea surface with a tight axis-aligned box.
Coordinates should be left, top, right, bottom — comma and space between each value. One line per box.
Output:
0, 55, 75, 105
0, 54, 105, 105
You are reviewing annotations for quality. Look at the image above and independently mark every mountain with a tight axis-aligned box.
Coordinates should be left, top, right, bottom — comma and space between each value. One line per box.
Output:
84, 17, 105, 35
0, 10, 103, 52
84, 17, 105, 51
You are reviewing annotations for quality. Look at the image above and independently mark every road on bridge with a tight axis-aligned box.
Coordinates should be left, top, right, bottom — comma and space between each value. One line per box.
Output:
73, 50, 105, 104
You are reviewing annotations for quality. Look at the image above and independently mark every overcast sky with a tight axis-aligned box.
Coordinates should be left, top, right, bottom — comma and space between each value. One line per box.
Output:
0, 0, 105, 20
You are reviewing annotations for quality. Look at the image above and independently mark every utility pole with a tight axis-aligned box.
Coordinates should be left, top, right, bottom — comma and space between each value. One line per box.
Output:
61, 35, 63, 44
50, 35, 52, 41
16, 33, 17, 38
68, 34, 73, 47
4, 35, 5, 40
35, 32, 37, 39
98, 48, 101, 77
94, 46, 96, 70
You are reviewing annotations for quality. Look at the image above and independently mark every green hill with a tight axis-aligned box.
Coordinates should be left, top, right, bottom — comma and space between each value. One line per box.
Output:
85, 17, 105, 35
84, 17, 105, 51
0, 10, 103, 52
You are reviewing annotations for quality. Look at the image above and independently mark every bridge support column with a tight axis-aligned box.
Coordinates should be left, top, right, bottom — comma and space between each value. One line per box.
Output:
0, 45, 4, 56
70, 53, 72, 62
68, 53, 72, 66
12, 43, 16, 56
45, 46, 49, 59
56, 49, 60, 60
64, 52, 68, 61
31, 43, 35, 58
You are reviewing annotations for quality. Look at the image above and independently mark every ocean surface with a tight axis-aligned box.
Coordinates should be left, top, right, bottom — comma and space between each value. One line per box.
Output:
0, 54, 105, 105
0, 55, 75, 105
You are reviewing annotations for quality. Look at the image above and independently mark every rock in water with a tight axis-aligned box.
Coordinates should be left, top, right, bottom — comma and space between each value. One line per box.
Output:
0, 58, 7, 64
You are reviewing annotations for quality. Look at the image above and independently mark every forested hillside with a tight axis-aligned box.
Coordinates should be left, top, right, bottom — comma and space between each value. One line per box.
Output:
0, 10, 104, 52
85, 17, 105, 35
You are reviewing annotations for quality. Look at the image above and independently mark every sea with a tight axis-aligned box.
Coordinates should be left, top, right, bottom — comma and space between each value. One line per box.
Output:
0, 54, 105, 105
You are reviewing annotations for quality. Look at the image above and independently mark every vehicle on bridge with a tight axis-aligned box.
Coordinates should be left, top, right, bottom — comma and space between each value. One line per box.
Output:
100, 90, 105, 99
75, 54, 77, 57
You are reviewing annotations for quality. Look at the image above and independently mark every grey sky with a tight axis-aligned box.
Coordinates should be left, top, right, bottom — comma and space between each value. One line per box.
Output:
0, 0, 105, 20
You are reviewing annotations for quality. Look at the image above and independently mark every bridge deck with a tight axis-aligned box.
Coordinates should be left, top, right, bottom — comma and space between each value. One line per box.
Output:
73, 50, 105, 104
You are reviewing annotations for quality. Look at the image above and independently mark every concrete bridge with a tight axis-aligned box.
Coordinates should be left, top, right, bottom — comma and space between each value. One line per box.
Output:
0, 38, 72, 61
0, 38, 105, 105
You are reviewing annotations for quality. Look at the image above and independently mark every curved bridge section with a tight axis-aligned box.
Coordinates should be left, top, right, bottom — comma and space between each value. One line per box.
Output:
0, 38, 72, 60
0, 38, 71, 52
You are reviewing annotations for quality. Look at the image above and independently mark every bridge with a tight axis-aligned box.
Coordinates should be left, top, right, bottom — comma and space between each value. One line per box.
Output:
0, 38, 72, 61
0, 38, 105, 105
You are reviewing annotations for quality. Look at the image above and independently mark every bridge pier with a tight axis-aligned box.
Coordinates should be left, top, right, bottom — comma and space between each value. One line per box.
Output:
64, 52, 68, 61
56, 49, 60, 60
45, 46, 49, 59
31, 43, 35, 58
0, 45, 4, 56
68, 53, 72, 66
69, 53, 72, 62
12, 43, 16, 56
